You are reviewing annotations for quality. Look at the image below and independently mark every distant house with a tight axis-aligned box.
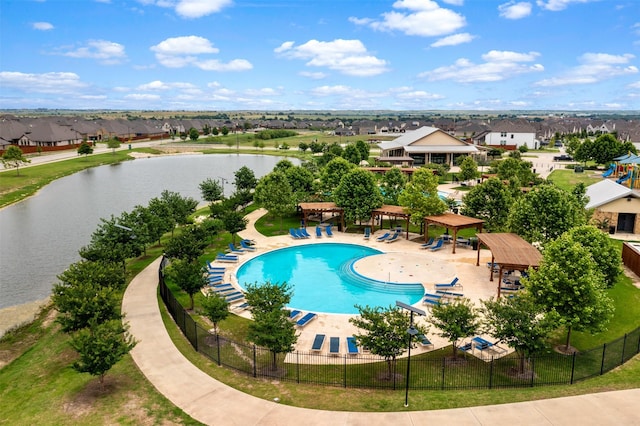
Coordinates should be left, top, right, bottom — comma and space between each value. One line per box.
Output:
377, 126, 478, 167
586, 179, 640, 234
483, 119, 536, 150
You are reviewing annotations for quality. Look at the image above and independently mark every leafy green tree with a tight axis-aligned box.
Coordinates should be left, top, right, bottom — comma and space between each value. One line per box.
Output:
52, 278, 122, 333
106, 138, 121, 154
57, 259, 125, 290
200, 292, 229, 334
380, 167, 407, 205
165, 258, 207, 310
564, 225, 622, 288
70, 319, 136, 387
285, 165, 315, 202
199, 178, 224, 203
320, 157, 355, 196
350, 305, 425, 379
481, 294, 558, 375
298, 142, 309, 152
254, 171, 294, 232
244, 281, 297, 370
355, 139, 370, 162
160, 190, 198, 236
458, 156, 478, 182
146, 197, 175, 244
78, 216, 144, 270
221, 126, 229, 136
273, 159, 294, 173
188, 127, 199, 141
164, 225, 208, 262
343, 144, 362, 165
221, 210, 248, 244
590, 134, 630, 165
524, 235, 614, 352
77, 141, 93, 158
461, 177, 513, 231
334, 168, 383, 225
430, 298, 481, 358
398, 167, 447, 228
496, 157, 534, 187
234, 166, 257, 191
507, 184, 586, 243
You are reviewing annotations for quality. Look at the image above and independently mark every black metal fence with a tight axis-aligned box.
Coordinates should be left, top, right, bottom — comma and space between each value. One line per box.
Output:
158, 259, 640, 390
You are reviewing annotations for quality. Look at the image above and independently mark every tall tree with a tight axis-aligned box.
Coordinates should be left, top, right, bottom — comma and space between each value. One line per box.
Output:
355, 139, 370, 162
106, 138, 121, 154
398, 167, 447, 228
481, 294, 558, 375
221, 210, 248, 244
343, 144, 362, 165
160, 190, 198, 236
77, 141, 93, 158
1, 145, 30, 175
78, 216, 144, 270
284, 165, 315, 202
320, 157, 355, 196
350, 305, 425, 379
165, 258, 207, 310
334, 168, 383, 225
253, 171, 294, 232
380, 167, 407, 205
565, 225, 621, 288
234, 166, 257, 191
507, 184, 586, 244
524, 235, 614, 352
57, 259, 125, 290
188, 127, 199, 141
70, 319, 136, 388
199, 178, 224, 203
430, 298, 481, 358
164, 225, 209, 262
200, 292, 229, 335
458, 156, 479, 183
244, 281, 297, 371
461, 177, 513, 231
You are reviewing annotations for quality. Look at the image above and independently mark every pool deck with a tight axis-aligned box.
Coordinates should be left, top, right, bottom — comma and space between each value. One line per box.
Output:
219, 208, 506, 358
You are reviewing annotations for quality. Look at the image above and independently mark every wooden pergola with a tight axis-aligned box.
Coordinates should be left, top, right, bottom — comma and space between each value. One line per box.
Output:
371, 205, 411, 240
475, 233, 542, 298
423, 212, 485, 254
298, 202, 345, 230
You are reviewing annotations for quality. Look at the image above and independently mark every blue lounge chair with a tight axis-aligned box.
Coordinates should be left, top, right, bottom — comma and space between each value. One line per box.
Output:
216, 253, 238, 263
329, 337, 340, 355
234, 302, 250, 311
315, 226, 322, 238
428, 239, 444, 251
434, 277, 462, 290
207, 277, 224, 286
206, 261, 226, 272
289, 309, 301, 320
458, 342, 473, 352
471, 337, 507, 355
299, 227, 311, 238
227, 243, 245, 255
376, 232, 390, 242
289, 228, 302, 239
385, 230, 401, 243
420, 237, 435, 249
363, 227, 371, 240
296, 312, 317, 327
225, 293, 245, 303
212, 286, 236, 294
346, 337, 359, 355
311, 334, 326, 352
435, 290, 464, 299
325, 225, 334, 237
417, 334, 434, 349
240, 240, 257, 251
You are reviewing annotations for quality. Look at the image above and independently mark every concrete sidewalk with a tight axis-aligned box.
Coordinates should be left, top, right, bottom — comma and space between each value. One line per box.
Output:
122, 257, 640, 426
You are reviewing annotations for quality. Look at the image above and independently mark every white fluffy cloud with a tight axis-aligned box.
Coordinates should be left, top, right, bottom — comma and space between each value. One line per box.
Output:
32, 22, 54, 30
57, 40, 126, 65
275, 39, 388, 77
536, 0, 595, 12
535, 53, 638, 86
139, 0, 232, 19
420, 50, 543, 82
431, 33, 475, 47
0, 71, 88, 94
350, 0, 466, 37
498, 2, 532, 19
151, 36, 252, 71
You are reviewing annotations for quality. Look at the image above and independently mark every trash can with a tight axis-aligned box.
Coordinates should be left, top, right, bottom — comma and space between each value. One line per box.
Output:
470, 237, 479, 250
128, 144, 132, 150
609, 226, 616, 235
574, 166, 584, 173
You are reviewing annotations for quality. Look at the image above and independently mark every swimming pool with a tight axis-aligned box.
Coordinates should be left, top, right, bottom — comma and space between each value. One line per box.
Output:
235, 243, 424, 314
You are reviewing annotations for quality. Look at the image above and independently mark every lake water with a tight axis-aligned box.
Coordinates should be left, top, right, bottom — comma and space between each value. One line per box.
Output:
0, 154, 292, 310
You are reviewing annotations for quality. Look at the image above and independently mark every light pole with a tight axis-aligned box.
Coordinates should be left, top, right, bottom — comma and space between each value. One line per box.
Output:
396, 301, 425, 408
217, 176, 228, 196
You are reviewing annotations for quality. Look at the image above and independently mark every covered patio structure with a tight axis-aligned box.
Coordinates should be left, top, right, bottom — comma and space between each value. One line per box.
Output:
298, 202, 345, 231
424, 213, 485, 254
475, 233, 542, 298
371, 205, 411, 239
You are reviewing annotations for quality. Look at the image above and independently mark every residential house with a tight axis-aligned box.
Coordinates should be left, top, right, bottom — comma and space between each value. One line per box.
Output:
377, 126, 478, 167
483, 119, 536, 150
586, 179, 640, 234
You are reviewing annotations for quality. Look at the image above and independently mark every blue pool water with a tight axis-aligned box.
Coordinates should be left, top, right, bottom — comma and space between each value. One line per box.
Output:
235, 243, 424, 314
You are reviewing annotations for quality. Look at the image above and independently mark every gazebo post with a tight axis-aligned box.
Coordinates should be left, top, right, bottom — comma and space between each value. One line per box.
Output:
476, 240, 481, 266
405, 217, 409, 240
497, 267, 504, 298
489, 255, 495, 282
452, 228, 458, 254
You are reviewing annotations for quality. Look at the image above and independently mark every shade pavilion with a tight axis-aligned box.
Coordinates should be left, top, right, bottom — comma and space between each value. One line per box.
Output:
423, 212, 485, 254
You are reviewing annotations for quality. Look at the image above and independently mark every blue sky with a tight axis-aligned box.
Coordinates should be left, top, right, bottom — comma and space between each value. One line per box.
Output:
1, 0, 639, 111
